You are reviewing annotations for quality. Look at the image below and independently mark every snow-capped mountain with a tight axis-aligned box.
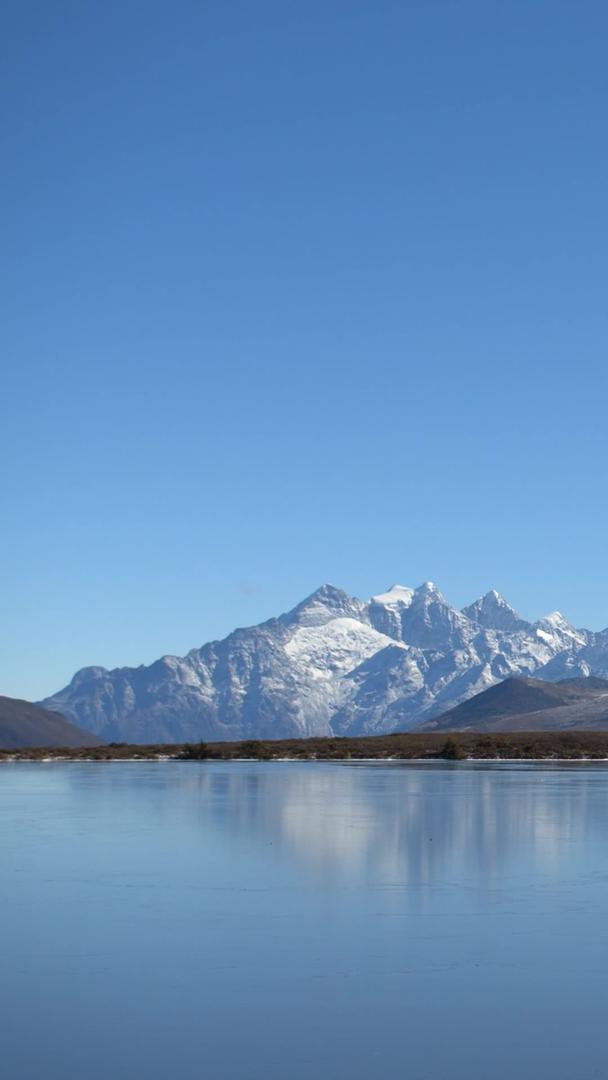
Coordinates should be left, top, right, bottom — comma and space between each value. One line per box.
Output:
40, 581, 602, 743
462, 589, 531, 633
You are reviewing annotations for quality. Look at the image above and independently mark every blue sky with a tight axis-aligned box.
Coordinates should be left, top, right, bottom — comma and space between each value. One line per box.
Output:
2, 1, 608, 700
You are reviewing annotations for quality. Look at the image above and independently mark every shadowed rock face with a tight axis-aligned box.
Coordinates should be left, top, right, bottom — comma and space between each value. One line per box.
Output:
38, 582, 608, 744
0, 695, 102, 749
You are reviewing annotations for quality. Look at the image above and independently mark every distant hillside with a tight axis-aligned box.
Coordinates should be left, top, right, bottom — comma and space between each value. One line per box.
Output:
0, 696, 103, 749
421, 676, 608, 732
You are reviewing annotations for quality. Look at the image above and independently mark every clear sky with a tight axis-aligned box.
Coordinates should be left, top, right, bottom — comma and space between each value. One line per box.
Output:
2, 0, 608, 700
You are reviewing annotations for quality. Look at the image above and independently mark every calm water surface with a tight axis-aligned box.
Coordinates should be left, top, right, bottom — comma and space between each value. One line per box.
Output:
2, 760, 608, 1079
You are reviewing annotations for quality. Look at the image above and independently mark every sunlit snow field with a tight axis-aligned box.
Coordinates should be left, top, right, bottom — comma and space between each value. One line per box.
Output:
2, 760, 608, 1080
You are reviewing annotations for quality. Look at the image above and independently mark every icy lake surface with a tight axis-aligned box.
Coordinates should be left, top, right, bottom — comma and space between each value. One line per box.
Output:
2, 760, 608, 1079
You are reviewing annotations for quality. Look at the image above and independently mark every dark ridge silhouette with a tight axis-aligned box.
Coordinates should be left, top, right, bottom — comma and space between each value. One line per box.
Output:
0, 696, 103, 749
421, 676, 608, 732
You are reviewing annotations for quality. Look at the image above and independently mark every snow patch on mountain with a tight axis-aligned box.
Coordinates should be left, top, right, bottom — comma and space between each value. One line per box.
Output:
371, 584, 415, 607
284, 617, 402, 676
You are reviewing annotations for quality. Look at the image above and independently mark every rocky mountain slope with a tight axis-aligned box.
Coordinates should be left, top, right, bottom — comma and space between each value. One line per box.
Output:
0, 696, 102, 749
420, 676, 608, 732
40, 581, 604, 743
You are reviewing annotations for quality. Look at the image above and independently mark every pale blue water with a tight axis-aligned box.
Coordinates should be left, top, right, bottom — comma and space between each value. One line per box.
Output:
2, 761, 608, 1080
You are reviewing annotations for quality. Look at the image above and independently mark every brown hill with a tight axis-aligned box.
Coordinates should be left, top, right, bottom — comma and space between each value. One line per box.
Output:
0, 696, 103, 749
420, 676, 608, 732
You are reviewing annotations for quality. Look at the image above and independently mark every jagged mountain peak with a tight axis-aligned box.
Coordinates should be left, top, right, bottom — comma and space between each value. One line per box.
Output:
533, 611, 590, 653
535, 610, 580, 637
481, 587, 508, 606
371, 580, 471, 651
367, 579, 467, 647
538, 610, 569, 628
280, 583, 363, 627
311, 582, 344, 599
69, 665, 109, 687
411, 582, 456, 610
470, 588, 506, 607
416, 580, 441, 597
463, 590, 530, 633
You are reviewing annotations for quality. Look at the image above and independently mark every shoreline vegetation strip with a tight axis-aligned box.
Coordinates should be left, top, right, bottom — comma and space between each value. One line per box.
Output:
5, 732, 608, 761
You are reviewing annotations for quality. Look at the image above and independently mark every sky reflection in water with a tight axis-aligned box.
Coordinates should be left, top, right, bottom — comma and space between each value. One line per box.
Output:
2, 760, 608, 1080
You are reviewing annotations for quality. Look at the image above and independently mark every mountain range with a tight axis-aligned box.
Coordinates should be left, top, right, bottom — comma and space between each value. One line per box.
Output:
39, 580, 608, 744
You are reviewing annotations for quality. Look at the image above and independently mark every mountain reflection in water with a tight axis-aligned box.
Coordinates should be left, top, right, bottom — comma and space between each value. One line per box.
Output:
3, 760, 608, 1080
146, 760, 602, 884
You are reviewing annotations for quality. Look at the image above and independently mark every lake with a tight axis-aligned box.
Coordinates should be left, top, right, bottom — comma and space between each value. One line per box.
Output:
2, 760, 608, 1079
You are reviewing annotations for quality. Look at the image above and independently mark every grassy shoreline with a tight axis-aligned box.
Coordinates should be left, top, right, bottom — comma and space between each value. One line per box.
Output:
5, 730, 608, 761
